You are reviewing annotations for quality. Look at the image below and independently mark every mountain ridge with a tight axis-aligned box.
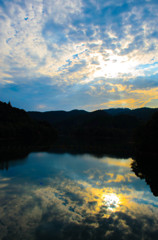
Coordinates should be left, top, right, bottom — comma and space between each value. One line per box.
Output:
28, 107, 158, 124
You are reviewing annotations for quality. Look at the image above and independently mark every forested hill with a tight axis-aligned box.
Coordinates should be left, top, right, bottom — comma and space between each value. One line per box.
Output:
28, 107, 158, 139
28, 109, 88, 125
0, 101, 57, 144
28, 107, 158, 125
1, 99, 158, 144
105, 107, 158, 121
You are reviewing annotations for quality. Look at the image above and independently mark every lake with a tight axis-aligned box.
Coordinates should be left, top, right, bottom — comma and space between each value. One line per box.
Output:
0, 151, 158, 240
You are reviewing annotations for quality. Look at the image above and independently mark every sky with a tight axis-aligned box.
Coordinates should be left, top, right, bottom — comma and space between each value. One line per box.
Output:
0, 0, 158, 111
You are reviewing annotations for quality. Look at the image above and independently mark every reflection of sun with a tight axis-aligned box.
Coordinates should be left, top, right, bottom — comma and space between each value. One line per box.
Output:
103, 193, 120, 211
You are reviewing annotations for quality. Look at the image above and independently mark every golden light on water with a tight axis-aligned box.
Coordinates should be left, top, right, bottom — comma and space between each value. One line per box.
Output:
84, 185, 125, 215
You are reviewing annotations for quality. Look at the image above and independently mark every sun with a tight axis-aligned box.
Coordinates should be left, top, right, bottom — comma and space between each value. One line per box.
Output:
103, 193, 120, 210
93, 52, 137, 79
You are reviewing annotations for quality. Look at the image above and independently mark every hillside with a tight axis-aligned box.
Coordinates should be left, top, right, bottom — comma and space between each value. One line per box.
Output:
28, 107, 158, 140
1, 100, 157, 145
0, 101, 57, 145
134, 111, 158, 153
104, 107, 158, 121
29, 107, 158, 126
28, 109, 88, 125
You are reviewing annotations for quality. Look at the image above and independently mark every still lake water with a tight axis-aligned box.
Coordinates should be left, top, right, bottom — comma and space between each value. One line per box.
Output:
0, 151, 158, 240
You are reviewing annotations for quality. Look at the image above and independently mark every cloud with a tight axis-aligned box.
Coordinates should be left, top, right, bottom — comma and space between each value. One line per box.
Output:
1, 152, 158, 239
0, 0, 158, 110
1, 176, 158, 240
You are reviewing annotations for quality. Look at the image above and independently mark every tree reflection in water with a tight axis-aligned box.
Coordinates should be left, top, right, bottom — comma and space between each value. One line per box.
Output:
0, 149, 158, 240
132, 153, 158, 197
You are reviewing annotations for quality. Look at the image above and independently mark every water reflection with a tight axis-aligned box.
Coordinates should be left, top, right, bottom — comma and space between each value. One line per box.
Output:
0, 152, 158, 240
132, 153, 158, 196
103, 193, 120, 211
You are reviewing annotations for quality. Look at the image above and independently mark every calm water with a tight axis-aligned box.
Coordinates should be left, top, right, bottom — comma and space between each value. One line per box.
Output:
0, 152, 158, 240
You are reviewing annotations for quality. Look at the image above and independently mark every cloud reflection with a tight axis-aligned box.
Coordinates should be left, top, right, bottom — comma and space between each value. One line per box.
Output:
103, 193, 120, 210
0, 153, 158, 239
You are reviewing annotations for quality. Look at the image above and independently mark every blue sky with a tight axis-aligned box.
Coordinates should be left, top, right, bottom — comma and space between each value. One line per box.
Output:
0, 0, 158, 111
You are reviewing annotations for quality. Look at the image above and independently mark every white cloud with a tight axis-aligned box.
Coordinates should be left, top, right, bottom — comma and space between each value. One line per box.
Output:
1, 0, 158, 109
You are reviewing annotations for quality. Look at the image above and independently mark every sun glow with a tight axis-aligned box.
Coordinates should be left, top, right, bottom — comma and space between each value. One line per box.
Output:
93, 53, 137, 78
103, 193, 120, 211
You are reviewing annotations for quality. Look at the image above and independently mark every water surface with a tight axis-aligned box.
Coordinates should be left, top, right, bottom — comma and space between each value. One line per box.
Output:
0, 152, 158, 240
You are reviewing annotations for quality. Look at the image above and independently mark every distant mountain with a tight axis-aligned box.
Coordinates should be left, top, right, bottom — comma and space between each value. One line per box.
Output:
104, 107, 158, 121
28, 107, 158, 141
27, 109, 136, 138
28, 109, 88, 125
104, 108, 131, 116
0, 101, 57, 144
28, 107, 158, 128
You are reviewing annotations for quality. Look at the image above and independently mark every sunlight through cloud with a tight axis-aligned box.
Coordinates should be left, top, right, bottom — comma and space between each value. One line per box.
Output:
0, 0, 158, 110
103, 193, 120, 211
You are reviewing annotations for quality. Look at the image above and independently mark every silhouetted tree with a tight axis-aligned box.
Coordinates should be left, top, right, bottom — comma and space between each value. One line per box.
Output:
0, 100, 58, 145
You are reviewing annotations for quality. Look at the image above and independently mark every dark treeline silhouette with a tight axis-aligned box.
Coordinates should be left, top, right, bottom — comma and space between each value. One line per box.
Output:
0, 101, 57, 146
29, 107, 158, 123
132, 154, 158, 196
1, 100, 158, 195
105, 107, 158, 121
132, 112, 158, 196
71, 110, 141, 141
28, 106, 158, 196
28, 107, 158, 141
1, 100, 158, 149
134, 111, 158, 153
48, 135, 134, 159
